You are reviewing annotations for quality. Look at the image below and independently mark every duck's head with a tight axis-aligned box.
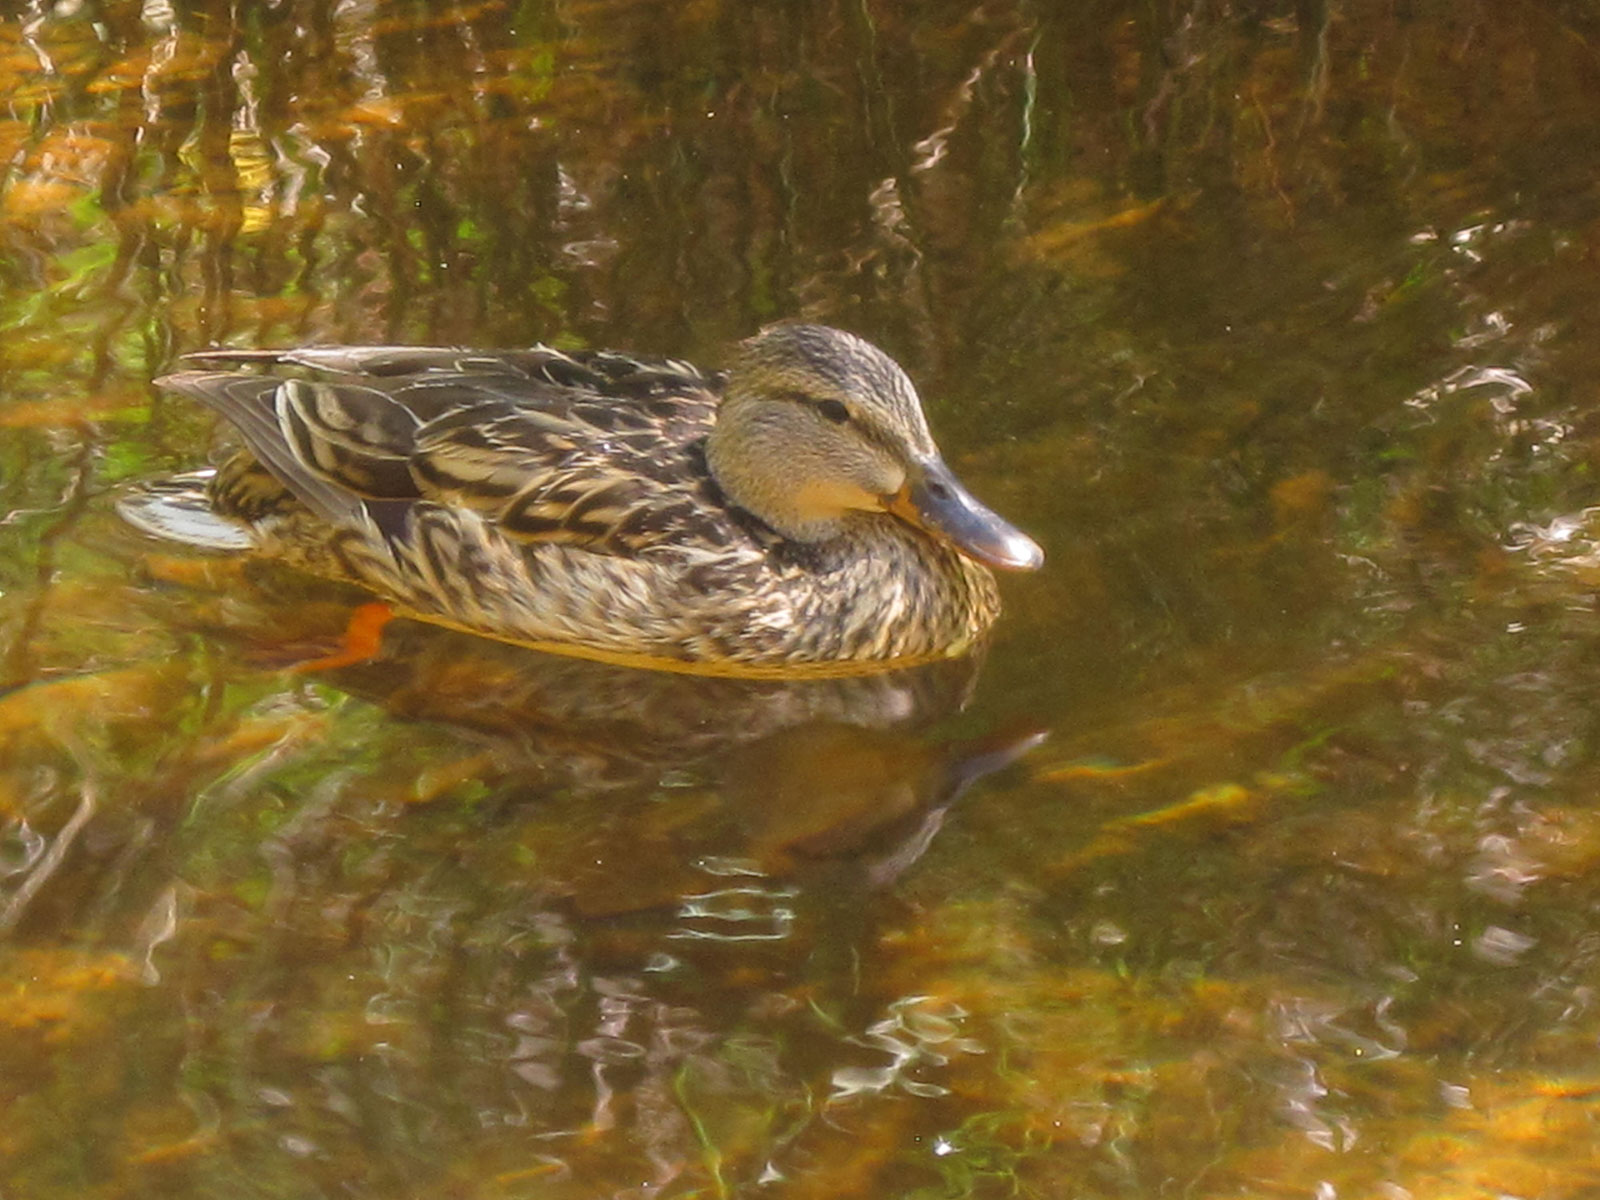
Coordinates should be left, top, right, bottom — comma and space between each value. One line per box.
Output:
706, 324, 1044, 571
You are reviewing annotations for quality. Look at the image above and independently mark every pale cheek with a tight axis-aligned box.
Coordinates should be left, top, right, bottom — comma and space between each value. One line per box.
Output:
792, 477, 885, 520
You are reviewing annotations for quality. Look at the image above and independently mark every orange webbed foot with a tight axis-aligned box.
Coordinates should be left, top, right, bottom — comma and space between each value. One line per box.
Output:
288, 602, 396, 673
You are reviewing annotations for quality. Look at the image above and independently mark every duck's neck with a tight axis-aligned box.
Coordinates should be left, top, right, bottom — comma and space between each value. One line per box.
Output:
706, 403, 852, 544
784, 518, 1004, 660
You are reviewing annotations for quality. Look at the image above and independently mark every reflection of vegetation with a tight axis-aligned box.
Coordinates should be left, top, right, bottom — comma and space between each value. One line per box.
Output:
6, 0, 1600, 1196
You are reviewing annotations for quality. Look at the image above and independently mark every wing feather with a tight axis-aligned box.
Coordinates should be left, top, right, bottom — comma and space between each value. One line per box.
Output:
156, 371, 364, 526
276, 379, 422, 498
406, 366, 722, 554
161, 343, 732, 560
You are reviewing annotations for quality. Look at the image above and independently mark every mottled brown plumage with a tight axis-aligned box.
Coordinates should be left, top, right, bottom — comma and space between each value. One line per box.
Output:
132, 326, 1042, 673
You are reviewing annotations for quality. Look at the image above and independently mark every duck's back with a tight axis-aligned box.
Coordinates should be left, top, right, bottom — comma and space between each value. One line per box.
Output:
161, 345, 754, 560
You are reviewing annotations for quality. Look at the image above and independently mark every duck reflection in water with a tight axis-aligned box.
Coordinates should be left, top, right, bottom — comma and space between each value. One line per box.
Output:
324, 623, 1043, 914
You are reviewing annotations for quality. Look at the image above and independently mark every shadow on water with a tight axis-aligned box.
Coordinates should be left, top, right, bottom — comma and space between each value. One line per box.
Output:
9, 0, 1600, 1196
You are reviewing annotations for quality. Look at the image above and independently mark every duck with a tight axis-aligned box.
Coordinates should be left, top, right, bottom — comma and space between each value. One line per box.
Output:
128, 324, 1043, 675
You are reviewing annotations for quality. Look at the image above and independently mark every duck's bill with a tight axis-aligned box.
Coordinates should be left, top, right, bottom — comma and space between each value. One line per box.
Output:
885, 458, 1045, 572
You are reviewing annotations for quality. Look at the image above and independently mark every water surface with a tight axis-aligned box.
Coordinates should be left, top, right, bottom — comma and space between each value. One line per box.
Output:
5, 1, 1600, 1196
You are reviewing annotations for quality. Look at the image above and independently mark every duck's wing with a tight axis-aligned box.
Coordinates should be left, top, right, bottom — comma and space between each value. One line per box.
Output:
156, 370, 375, 527
412, 384, 724, 552
163, 346, 730, 555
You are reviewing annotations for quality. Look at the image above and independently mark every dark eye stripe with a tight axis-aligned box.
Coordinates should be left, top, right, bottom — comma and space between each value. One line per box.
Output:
774, 388, 853, 425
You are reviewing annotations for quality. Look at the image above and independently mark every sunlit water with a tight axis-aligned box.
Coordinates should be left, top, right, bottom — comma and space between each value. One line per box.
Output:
5, 1, 1600, 1196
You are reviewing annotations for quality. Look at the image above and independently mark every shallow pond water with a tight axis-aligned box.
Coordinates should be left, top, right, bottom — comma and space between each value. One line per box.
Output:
6, 1, 1600, 1196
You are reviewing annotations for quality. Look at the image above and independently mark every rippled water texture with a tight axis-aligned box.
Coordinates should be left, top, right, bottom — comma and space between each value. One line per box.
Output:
6, 1, 1600, 1196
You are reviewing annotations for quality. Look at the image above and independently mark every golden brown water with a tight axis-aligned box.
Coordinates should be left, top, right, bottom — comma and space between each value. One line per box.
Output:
6, 1, 1600, 1195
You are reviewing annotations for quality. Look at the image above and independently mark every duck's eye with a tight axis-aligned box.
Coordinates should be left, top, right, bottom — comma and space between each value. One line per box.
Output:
816, 398, 851, 425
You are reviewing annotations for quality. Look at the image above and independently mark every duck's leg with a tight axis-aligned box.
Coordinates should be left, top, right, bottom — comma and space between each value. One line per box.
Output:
288, 602, 396, 673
